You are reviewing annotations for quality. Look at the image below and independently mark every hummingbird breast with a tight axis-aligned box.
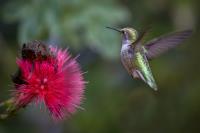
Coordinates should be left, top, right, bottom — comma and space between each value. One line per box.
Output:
120, 44, 135, 74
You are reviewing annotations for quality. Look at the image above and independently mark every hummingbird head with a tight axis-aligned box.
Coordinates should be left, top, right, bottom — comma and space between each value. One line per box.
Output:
120, 28, 138, 43
106, 27, 138, 43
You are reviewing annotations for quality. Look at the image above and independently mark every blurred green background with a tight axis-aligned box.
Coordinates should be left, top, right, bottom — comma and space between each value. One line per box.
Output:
0, 0, 199, 133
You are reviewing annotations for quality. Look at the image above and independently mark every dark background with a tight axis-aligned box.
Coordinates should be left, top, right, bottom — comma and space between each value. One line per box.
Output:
0, 0, 200, 133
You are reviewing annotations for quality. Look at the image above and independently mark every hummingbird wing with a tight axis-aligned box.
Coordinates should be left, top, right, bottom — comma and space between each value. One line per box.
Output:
134, 46, 158, 91
144, 30, 192, 59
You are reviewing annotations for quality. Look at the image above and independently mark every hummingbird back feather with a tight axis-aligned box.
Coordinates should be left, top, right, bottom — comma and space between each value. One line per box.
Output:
134, 47, 158, 90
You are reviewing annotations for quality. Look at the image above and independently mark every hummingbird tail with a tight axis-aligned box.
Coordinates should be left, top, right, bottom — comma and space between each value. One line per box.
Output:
133, 70, 158, 91
147, 81, 158, 91
131, 70, 140, 79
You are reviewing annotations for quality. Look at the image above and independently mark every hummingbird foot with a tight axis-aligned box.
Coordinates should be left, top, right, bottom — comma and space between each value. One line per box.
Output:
131, 70, 140, 79
134, 70, 146, 81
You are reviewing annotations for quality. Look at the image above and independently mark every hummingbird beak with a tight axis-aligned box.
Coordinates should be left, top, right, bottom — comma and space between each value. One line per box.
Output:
106, 27, 121, 33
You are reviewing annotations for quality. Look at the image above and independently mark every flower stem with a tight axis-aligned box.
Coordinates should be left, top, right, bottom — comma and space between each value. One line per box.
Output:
0, 98, 17, 120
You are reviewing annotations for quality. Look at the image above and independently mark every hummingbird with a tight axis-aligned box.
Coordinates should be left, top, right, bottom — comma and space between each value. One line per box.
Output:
107, 27, 192, 91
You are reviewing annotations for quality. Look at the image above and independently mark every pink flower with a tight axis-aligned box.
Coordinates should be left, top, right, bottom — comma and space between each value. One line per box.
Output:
12, 41, 85, 120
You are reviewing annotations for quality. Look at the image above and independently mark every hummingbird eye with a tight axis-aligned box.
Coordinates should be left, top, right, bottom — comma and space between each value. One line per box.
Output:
121, 30, 125, 34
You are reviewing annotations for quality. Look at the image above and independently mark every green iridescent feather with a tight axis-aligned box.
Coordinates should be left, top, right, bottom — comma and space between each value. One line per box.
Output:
134, 46, 157, 90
